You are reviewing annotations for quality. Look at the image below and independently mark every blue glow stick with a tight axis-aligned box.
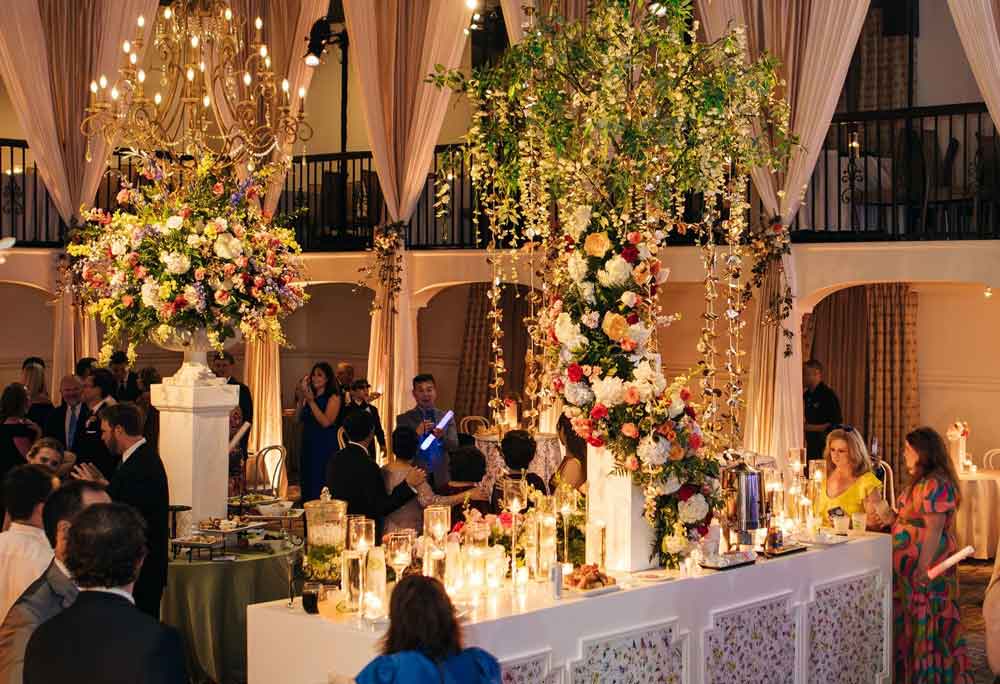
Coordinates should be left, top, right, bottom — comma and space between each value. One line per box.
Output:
420, 410, 454, 451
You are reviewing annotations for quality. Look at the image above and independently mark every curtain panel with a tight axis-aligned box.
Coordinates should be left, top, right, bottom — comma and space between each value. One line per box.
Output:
455, 283, 493, 422
865, 283, 920, 481
947, 0, 1000, 132
344, 0, 471, 445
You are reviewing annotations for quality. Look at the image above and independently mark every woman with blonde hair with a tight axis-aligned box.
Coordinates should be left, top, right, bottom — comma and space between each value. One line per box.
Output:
21, 362, 52, 428
813, 426, 881, 522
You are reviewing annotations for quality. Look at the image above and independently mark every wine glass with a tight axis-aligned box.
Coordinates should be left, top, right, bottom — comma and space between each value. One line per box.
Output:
284, 534, 304, 609
386, 532, 413, 584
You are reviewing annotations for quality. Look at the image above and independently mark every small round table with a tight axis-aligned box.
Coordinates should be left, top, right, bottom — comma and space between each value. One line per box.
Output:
475, 431, 564, 492
162, 548, 292, 683
956, 469, 1000, 560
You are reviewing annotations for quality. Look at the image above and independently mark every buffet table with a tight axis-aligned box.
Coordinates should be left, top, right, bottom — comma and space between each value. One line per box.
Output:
956, 469, 1000, 559
247, 534, 891, 684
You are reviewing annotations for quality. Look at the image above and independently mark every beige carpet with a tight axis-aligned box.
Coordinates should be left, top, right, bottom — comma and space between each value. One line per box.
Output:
959, 560, 994, 683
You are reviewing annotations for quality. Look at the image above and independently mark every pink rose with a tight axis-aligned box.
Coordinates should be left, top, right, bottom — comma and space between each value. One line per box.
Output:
212, 182, 224, 196
116, 188, 130, 204
624, 386, 641, 405
214, 290, 231, 304
621, 422, 638, 438
567, 363, 584, 383
587, 435, 606, 448
194, 267, 206, 281
498, 512, 513, 529
223, 263, 236, 277
627, 231, 642, 244
624, 455, 639, 471
621, 338, 637, 352
689, 433, 702, 450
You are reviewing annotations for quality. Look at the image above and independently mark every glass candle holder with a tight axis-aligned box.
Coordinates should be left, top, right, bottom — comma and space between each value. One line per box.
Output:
423, 505, 450, 544
520, 512, 539, 581
465, 521, 489, 594
444, 539, 463, 595
486, 545, 505, 589
341, 549, 363, 611
423, 537, 447, 583
346, 514, 366, 549
364, 547, 387, 619
303, 498, 347, 584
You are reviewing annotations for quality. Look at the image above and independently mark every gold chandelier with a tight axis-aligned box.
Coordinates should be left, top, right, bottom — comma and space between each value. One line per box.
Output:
81, 0, 312, 174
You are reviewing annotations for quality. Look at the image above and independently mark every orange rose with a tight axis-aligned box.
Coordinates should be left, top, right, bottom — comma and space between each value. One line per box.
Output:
583, 231, 611, 258
632, 262, 651, 284
623, 386, 641, 405
601, 312, 629, 341
669, 445, 685, 461
621, 422, 639, 438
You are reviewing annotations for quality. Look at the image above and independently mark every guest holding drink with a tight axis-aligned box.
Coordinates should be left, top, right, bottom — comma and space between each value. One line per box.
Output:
868, 427, 973, 684
297, 363, 342, 503
813, 426, 881, 523
336, 575, 500, 684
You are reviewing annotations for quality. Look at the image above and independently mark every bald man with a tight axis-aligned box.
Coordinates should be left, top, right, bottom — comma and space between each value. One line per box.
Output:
43, 376, 90, 452
335, 363, 355, 391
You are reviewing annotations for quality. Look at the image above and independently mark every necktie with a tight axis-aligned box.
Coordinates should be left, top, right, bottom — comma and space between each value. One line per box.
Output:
67, 406, 78, 450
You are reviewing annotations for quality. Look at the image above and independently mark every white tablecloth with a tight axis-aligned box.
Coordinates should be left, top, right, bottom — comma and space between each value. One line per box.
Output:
956, 469, 1000, 560
475, 432, 563, 493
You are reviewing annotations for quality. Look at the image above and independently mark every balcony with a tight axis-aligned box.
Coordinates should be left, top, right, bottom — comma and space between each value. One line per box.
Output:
2, 104, 999, 251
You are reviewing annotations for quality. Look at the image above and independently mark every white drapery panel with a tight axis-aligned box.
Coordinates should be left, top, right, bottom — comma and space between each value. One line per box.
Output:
344, 0, 471, 444
947, 0, 1000, 131
694, 0, 869, 466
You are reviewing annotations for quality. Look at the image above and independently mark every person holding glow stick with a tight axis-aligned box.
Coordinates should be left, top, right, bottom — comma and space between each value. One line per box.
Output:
396, 375, 457, 494
868, 427, 972, 684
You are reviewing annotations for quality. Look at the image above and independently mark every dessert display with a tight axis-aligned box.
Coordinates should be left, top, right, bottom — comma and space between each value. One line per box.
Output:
699, 549, 757, 570
198, 516, 267, 534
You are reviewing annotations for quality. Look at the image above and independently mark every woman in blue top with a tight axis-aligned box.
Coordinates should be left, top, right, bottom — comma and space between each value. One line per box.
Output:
354, 575, 500, 684
297, 362, 342, 502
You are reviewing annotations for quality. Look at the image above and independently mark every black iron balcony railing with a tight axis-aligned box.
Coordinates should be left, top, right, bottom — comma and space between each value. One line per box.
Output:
2, 103, 998, 250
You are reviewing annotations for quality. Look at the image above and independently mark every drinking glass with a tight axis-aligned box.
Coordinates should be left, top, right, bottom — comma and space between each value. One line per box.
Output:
386, 532, 413, 583
851, 512, 867, 533
348, 518, 375, 619
346, 515, 366, 549
341, 550, 362, 611
302, 582, 324, 614
423, 505, 450, 543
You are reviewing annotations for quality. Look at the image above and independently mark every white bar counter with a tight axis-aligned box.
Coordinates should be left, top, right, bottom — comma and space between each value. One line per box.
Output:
248, 534, 891, 684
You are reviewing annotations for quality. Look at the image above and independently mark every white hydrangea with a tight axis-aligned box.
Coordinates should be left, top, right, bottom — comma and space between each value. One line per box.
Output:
567, 252, 589, 283
596, 255, 632, 288
564, 205, 592, 241
214, 233, 243, 260
186, 233, 203, 247
591, 375, 625, 407
578, 281, 596, 304
668, 394, 686, 419
678, 493, 709, 524
165, 215, 184, 231
563, 381, 594, 407
620, 291, 638, 307
637, 435, 670, 466
553, 313, 588, 351
140, 280, 158, 307
109, 237, 128, 256
160, 251, 190, 275
628, 322, 651, 346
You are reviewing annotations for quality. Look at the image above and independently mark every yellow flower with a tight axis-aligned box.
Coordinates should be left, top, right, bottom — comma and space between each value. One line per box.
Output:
601, 312, 629, 341
158, 281, 175, 299
583, 231, 611, 258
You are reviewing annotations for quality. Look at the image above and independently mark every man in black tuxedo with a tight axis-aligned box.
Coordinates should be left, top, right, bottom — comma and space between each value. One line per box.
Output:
75, 369, 118, 481
211, 351, 253, 425
73, 403, 169, 619
23, 503, 186, 684
340, 379, 385, 460
109, 351, 141, 402
43, 375, 89, 452
326, 411, 424, 538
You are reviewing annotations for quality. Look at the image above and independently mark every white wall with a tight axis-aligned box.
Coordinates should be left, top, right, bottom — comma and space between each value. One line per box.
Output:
0, 283, 53, 389
914, 282, 1000, 462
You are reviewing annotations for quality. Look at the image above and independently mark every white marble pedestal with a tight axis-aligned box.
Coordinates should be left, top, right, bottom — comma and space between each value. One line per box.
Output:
586, 445, 656, 572
151, 354, 238, 528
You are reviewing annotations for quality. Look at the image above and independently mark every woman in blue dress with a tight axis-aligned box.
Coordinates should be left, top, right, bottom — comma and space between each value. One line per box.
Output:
297, 362, 341, 502
353, 575, 500, 684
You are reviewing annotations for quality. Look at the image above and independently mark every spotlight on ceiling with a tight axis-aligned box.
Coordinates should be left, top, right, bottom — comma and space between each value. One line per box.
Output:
304, 17, 332, 67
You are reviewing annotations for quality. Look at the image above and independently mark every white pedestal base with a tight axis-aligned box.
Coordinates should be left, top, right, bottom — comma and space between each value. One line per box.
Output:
586, 445, 656, 572
151, 365, 238, 528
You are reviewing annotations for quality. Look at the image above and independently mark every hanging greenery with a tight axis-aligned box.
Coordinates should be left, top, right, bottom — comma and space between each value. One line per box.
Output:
432, 0, 794, 567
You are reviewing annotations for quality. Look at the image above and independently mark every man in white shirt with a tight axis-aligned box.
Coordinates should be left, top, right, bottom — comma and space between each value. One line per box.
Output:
0, 466, 55, 625
0, 480, 110, 684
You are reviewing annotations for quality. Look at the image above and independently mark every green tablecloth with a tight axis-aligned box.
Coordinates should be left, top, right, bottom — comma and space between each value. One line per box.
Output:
162, 549, 290, 684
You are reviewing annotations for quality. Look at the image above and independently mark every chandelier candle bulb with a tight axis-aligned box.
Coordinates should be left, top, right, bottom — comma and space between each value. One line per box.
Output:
99, 75, 107, 89
243, 72, 252, 86
137, 14, 144, 28
163, 7, 171, 20
122, 40, 131, 53
129, 52, 137, 65
137, 69, 146, 83
224, 7, 232, 21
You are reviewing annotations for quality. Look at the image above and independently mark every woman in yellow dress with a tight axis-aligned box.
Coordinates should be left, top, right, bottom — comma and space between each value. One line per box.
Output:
814, 426, 881, 523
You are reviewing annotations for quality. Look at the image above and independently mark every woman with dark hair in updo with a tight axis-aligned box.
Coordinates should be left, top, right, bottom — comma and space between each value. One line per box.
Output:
338, 575, 500, 684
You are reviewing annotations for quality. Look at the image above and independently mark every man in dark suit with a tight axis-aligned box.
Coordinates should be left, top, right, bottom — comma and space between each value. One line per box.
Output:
211, 351, 253, 425
75, 369, 118, 481
109, 351, 141, 402
340, 379, 385, 460
0, 480, 110, 683
72, 403, 169, 619
326, 411, 424, 538
43, 375, 89, 452
23, 503, 187, 684
396, 374, 458, 493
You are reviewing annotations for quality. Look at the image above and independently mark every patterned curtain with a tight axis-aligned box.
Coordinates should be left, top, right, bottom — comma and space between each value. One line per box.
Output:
455, 284, 492, 422
865, 283, 920, 480
807, 287, 869, 433
800, 311, 816, 362
851, 7, 913, 111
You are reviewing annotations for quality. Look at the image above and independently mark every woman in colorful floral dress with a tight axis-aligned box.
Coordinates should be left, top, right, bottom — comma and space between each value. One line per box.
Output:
868, 427, 973, 684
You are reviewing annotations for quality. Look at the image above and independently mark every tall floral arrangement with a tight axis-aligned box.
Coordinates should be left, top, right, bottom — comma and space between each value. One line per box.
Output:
67, 153, 307, 363
435, 0, 793, 566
